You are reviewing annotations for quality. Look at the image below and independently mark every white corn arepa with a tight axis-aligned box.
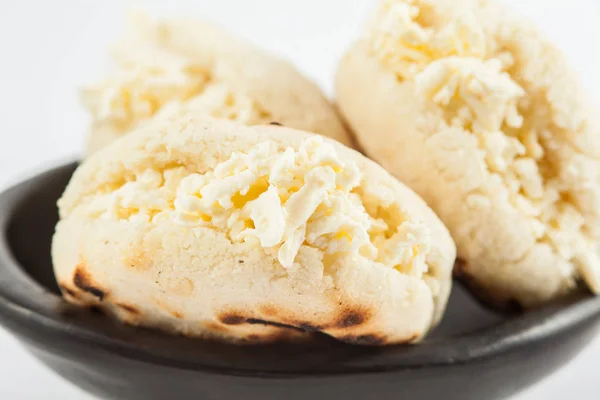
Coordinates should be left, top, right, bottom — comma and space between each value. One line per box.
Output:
336, 0, 600, 309
52, 116, 455, 345
82, 12, 352, 154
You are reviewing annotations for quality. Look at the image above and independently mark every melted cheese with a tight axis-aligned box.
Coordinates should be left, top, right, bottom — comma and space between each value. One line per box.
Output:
173, 136, 431, 270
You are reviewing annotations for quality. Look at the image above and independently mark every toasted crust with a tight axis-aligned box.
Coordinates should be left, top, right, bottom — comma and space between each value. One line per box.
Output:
84, 14, 352, 154
336, 0, 600, 308
52, 116, 455, 345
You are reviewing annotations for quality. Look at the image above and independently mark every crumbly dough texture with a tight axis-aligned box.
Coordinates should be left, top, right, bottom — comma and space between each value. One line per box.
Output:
82, 12, 352, 154
52, 116, 455, 345
336, 0, 600, 309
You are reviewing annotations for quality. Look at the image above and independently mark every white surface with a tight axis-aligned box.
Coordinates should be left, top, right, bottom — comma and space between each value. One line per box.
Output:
1, 0, 600, 398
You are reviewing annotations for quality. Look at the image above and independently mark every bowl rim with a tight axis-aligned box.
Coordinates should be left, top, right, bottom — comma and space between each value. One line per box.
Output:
1, 162, 600, 377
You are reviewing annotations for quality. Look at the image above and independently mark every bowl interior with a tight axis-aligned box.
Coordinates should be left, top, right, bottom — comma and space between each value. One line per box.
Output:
0, 163, 595, 375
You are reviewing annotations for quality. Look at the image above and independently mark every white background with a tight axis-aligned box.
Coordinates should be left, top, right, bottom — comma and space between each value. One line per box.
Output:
1, 0, 600, 398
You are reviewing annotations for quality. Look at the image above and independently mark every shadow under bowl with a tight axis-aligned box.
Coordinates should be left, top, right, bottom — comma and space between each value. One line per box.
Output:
0, 163, 599, 400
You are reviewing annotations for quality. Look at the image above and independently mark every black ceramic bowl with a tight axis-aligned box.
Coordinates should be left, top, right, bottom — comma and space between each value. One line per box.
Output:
1, 163, 600, 400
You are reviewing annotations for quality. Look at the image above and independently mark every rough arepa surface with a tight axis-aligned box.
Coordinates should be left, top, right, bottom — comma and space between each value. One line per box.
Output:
336, 0, 600, 309
81, 12, 352, 154
52, 116, 455, 345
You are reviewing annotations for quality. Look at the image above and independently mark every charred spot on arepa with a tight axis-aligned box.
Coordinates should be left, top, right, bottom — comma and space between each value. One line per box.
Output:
256, 306, 325, 332
269, 121, 283, 126
340, 334, 386, 346
219, 313, 246, 325
296, 322, 323, 333
218, 311, 324, 333
117, 303, 141, 315
335, 308, 370, 328
72, 265, 108, 301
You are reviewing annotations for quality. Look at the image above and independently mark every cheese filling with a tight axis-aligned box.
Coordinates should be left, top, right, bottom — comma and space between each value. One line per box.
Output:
83, 136, 431, 275
173, 136, 431, 271
81, 12, 272, 134
369, 0, 486, 79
